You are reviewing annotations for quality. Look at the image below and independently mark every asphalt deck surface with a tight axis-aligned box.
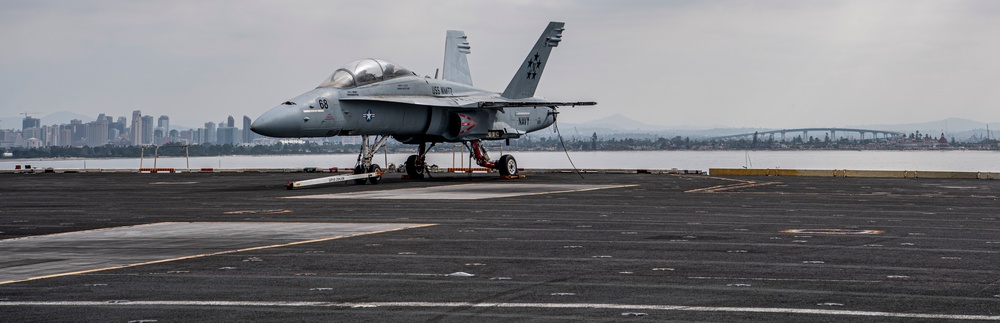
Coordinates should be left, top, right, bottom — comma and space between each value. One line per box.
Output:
1, 171, 999, 322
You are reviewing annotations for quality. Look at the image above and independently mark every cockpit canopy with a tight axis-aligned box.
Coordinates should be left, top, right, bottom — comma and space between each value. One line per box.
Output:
318, 58, 416, 88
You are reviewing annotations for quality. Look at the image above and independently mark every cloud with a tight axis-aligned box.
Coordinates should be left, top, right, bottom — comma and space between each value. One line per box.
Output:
1, 0, 999, 129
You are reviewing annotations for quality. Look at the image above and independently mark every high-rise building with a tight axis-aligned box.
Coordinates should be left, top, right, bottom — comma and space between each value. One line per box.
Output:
227, 115, 235, 128
86, 117, 110, 147
157, 115, 169, 134
179, 129, 193, 145
22, 127, 42, 142
153, 129, 165, 145
141, 115, 154, 145
40, 125, 55, 146
217, 127, 240, 146
242, 116, 253, 143
156, 115, 170, 144
109, 128, 120, 144
22, 117, 41, 131
69, 119, 86, 146
130, 110, 142, 145
59, 127, 72, 146
204, 122, 217, 144
112, 117, 126, 142
168, 129, 179, 143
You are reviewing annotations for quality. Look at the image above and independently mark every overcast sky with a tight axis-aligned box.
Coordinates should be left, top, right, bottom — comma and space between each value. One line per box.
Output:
2, 0, 999, 129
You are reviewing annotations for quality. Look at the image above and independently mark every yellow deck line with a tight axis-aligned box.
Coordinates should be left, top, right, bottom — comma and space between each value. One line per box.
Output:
685, 176, 782, 193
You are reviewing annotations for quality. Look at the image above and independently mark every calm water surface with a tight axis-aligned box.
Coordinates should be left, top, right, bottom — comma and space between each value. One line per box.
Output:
3, 150, 998, 172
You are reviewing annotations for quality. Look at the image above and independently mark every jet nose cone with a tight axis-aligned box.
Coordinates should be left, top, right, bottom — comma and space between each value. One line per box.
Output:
251, 106, 300, 137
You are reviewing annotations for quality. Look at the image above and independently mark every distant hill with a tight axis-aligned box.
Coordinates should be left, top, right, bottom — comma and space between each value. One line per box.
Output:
851, 118, 997, 134
41, 111, 94, 125
850, 118, 1000, 141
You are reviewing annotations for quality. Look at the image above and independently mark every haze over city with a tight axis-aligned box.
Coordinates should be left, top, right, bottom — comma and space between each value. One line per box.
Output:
2, 0, 1000, 129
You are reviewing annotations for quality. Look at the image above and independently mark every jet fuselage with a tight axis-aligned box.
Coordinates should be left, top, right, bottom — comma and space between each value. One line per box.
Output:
251, 75, 557, 144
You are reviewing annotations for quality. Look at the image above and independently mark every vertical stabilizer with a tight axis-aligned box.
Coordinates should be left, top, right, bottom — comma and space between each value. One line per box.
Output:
501, 21, 565, 99
442, 30, 473, 86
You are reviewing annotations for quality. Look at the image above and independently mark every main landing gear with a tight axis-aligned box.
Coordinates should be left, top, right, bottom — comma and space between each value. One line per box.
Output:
404, 142, 434, 179
467, 140, 518, 177
404, 140, 518, 179
353, 135, 387, 185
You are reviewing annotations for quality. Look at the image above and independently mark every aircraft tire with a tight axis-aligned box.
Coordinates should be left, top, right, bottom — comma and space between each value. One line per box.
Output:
368, 164, 382, 185
353, 166, 368, 185
405, 155, 424, 179
498, 155, 517, 176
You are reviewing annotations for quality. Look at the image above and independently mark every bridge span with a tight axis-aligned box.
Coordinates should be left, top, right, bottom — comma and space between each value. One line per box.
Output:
709, 128, 906, 141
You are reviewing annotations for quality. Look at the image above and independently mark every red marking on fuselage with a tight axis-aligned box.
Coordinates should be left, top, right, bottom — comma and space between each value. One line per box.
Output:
458, 114, 476, 135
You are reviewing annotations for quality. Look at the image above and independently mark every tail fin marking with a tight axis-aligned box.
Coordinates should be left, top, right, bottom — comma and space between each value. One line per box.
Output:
501, 21, 565, 99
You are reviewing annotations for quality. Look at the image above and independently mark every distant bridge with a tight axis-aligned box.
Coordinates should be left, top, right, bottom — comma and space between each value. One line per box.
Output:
708, 128, 906, 141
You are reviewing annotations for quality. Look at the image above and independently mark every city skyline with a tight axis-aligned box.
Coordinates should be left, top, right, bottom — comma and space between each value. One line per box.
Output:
2, 108, 997, 150
0, 110, 258, 149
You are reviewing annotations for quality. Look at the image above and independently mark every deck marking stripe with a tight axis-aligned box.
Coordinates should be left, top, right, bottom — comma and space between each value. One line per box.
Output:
0, 301, 996, 320
487, 184, 638, 199
682, 175, 782, 193
286, 184, 637, 200
0, 223, 434, 285
283, 183, 481, 199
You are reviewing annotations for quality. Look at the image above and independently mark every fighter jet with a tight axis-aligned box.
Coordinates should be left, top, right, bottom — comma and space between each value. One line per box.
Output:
251, 21, 595, 184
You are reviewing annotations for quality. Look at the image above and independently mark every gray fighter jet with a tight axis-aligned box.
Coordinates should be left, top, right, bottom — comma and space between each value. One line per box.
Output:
251, 21, 595, 184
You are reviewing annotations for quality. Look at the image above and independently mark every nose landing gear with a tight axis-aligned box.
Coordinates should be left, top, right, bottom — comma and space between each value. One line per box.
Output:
353, 135, 387, 185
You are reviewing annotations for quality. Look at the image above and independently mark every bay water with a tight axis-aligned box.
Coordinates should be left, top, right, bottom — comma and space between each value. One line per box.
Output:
2, 150, 998, 173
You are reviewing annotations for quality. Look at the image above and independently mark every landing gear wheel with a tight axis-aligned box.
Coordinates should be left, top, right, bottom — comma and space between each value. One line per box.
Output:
353, 166, 368, 185
368, 164, 382, 185
498, 154, 517, 176
405, 155, 424, 179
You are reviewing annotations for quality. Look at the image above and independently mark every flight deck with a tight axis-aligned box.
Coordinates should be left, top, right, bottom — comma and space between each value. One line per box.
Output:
1, 171, 999, 322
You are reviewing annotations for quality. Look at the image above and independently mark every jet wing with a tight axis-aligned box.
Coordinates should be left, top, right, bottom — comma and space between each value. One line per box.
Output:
340, 96, 596, 109
340, 95, 484, 108
476, 101, 596, 108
